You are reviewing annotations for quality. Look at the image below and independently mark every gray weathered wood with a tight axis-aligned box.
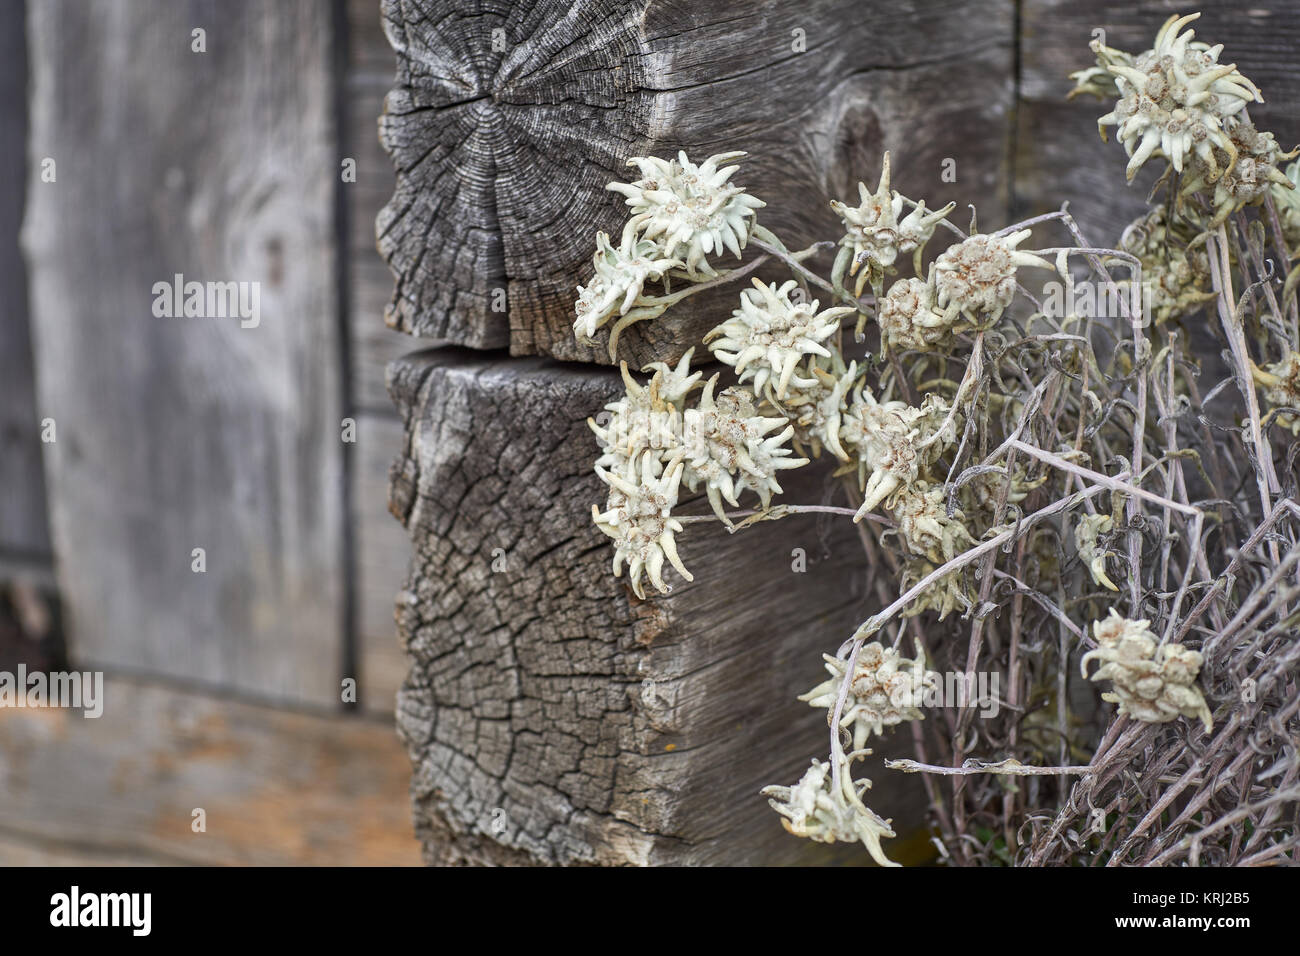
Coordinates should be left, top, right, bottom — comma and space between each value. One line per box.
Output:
1014, 1, 1300, 243
0, 0, 51, 565
0, 675, 421, 866
22, 0, 345, 705
388, 348, 932, 865
378, 0, 1015, 366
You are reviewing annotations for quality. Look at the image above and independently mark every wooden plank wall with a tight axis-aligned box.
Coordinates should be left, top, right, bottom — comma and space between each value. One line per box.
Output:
0, 0, 419, 865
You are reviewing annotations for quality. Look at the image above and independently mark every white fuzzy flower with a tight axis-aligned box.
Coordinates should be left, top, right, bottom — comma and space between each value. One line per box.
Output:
706, 278, 854, 400
607, 151, 766, 277
887, 481, 975, 564
799, 641, 937, 751
592, 452, 692, 600
841, 389, 959, 516
681, 376, 807, 522
830, 152, 953, 297
1092, 13, 1263, 181
574, 232, 684, 344
1081, 610, 1213, 732
1075, 512, 1119, 591
932, 229, 1050, 325
761, 757, 898, 867
876, 275, 967, 353
589, 361, 686, 472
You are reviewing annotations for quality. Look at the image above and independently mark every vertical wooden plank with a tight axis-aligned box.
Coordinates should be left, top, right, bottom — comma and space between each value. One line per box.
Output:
22, 0, 345, 706
0, 0, 51, 566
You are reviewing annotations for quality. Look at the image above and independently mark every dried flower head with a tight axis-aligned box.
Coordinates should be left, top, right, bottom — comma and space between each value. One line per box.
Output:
608, 151, 766, 277
830, 152, 953, 297
842, 390, 959, 516
1117, 207, 1215, 324
1081, 610, 1213, 732
1075, 512, 1119, 592
799, 641, 938, 750
876, 275, 970, 354
760, 757, 898, 867
932, 229, 1051, 326
1085, 13, 1263, 182
1180, 119, 1298, 226
706, 278, 854, 400
589, 356, 693, 472
888, 481, 975, 563
592, 452, 692, 600
1254, 350, 1300, 433
681, 375, 807, 522
573, 232, 684, 345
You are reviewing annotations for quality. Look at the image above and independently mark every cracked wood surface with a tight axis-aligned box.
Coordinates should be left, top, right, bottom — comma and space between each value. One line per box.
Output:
388, 348, 931, 865
377, 0, 1015, 366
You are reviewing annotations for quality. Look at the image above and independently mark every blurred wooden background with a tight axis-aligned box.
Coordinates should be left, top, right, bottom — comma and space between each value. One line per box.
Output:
1, 0, 1297, 865
0, 0, 419, 865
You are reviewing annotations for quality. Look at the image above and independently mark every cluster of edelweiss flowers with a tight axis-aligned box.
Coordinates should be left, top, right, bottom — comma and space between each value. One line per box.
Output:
569, 12, 1271, 865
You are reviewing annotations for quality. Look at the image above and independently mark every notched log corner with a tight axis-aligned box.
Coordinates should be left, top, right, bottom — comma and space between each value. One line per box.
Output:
377, 0, 1015, 367
386, 348, 928, 865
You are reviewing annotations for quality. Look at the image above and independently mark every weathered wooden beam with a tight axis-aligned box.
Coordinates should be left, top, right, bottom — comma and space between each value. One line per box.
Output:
378, 0, 1015, 366
388, 348, 932, 865
0, 676, 421, 866
22, 0, 345, 705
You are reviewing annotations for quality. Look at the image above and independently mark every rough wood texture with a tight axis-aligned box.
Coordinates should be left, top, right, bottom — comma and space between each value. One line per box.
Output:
0, 0, 50, 565
21, 0, 344, 705
1014, 1, 1300, 242
0, 676, 420, 866
388, 349, 931, 865
378, 0, 1015, 366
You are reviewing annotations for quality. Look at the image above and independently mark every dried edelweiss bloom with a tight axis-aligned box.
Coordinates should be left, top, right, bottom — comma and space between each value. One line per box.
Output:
876, 275, 969, 354
592, 452, 693, 600
607, 151, 766, 277
772, 356, 863, 461
1075, 512, 1119, 592
573, 232, 684, 346
799, 641, 938, 750
1274, 159, 1300, 246
1081, 610, 1213, 732
932, 229, 1050, 326
900, 558, 970, 621
589, 352, 699, 472
1117, 207, 1215, 325
705, 277, 854, 400
1087, 13, 1263, 182
681, 375, 807, 523
1253, 350, 1300, 434
888, 480, 975, 563
829, 152, 954, 298
760, 757, 898, 867
959, 465, 1040, 519
1180, 119, 1298, 226
841, 389, 959, 516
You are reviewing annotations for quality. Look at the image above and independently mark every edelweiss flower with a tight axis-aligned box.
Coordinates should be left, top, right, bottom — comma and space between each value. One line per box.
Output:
573, 232, 684, 345
769, 356, 860, 460
799, 641, 937, 750
830, 152, 954, 297
705, 278, 854, 400
841, 389, 958, 516
607, 151, 766, 277
1179, 119, 1298, 226
1117, 207, 1215, 325
589, 359, 688, 472
888, 481, 975, 563
900, 558, 970, 620
681, 375, 807, 522
1089, 13, 1263, 181
592, 452, 692, 599
876, 275, 968, 354
932, 230, 1051, 325
1081, 610, 1213, 732
761, 758, 898, 867
1253, 350, 1300, 434
1075, 512, 1119, 591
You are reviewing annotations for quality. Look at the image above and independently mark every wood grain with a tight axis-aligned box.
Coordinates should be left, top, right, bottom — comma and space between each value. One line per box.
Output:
0, 675, 421, 866
21, 0, 345, 705
377, 0, 1015, 366
388, 348, 931, 865
0, 0, 50, 564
